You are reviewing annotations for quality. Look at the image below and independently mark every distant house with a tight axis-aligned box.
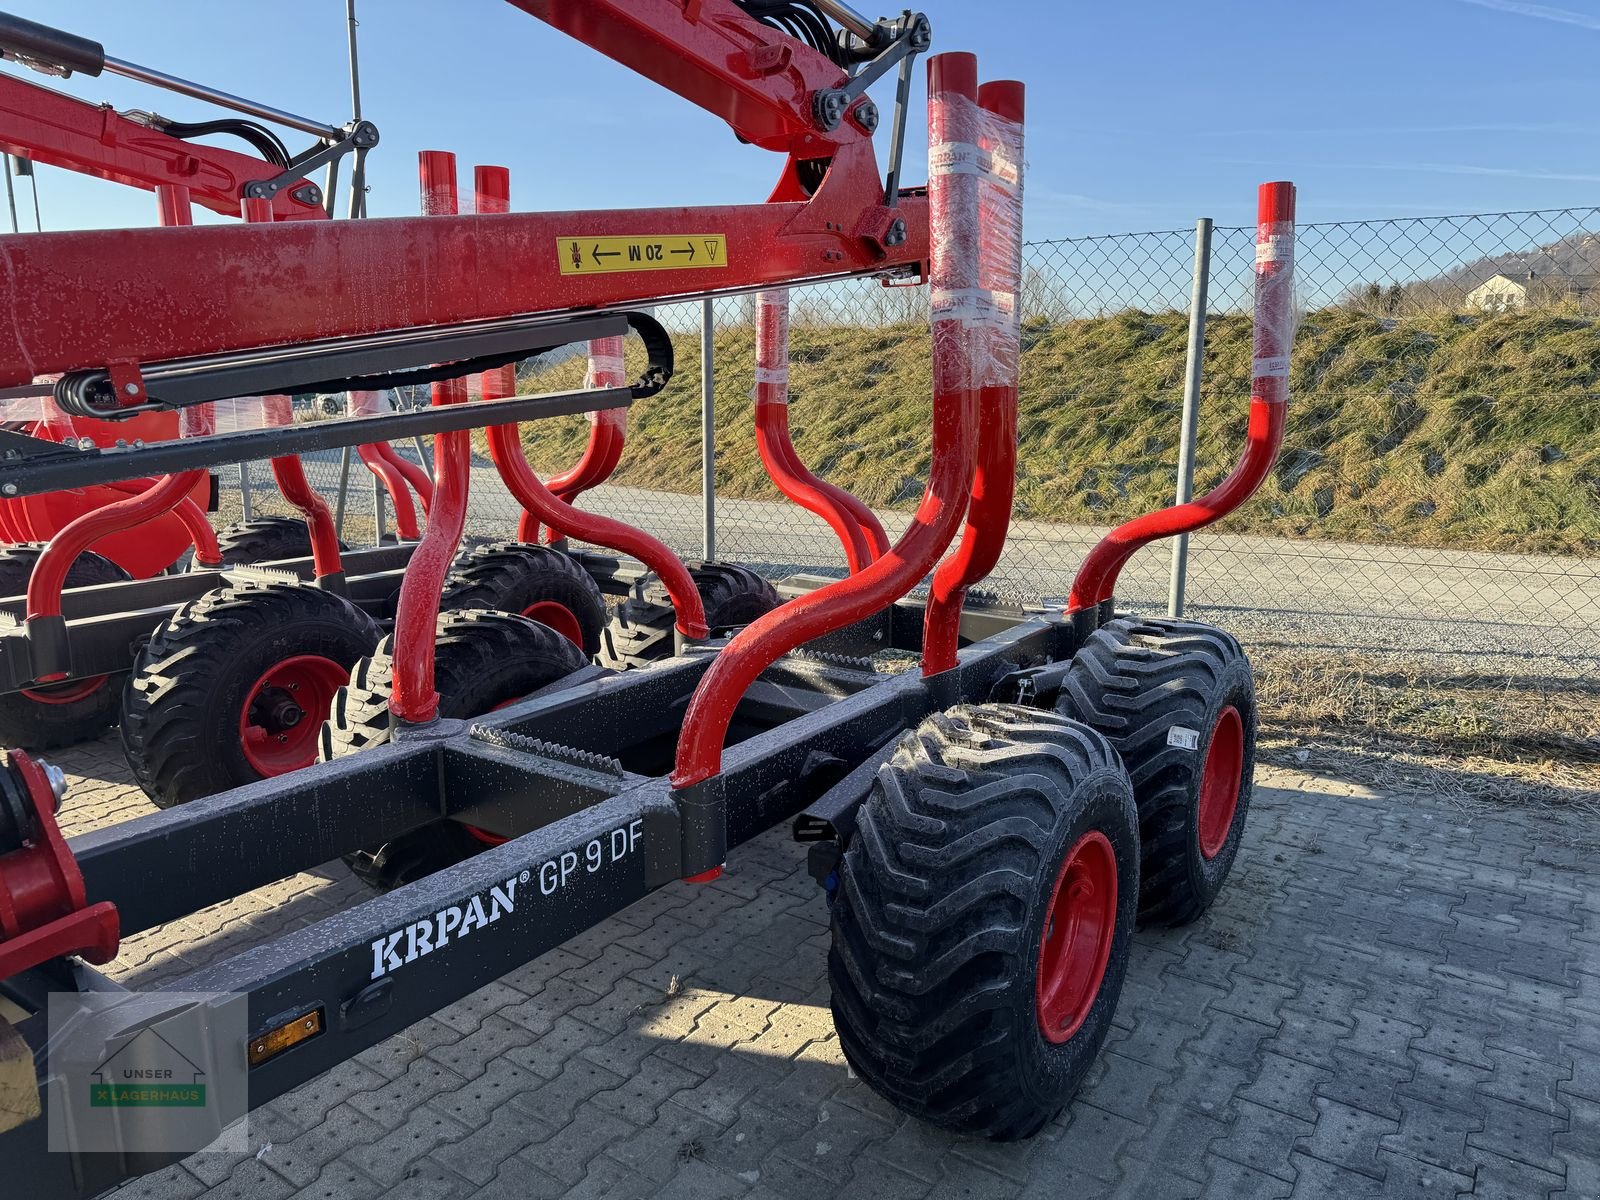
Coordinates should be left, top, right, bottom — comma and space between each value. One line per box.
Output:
1467, 273, 1528, 313
1467, 271, 1600, 312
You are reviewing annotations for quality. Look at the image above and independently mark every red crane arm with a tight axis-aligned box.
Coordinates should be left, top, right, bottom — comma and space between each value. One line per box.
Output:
0, 72, 324, 222
509, 0, 872, 155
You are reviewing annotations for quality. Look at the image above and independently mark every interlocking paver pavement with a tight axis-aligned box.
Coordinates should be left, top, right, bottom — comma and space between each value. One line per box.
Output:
43, 734, 1600, 1198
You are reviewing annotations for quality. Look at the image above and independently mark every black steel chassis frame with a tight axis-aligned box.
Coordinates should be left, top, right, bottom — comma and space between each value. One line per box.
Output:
0, 582, 1095, 1197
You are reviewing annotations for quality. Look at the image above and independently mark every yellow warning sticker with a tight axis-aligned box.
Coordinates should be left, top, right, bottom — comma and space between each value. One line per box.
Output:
558, 234, 728, 275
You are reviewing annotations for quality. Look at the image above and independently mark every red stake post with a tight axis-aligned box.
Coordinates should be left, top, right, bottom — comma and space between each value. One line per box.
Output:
530, 338, 629, 544
472, 165, 709, 639
349, 392, 426, 540
240, 196, 346, 580
389, 152, 475, 724
922, 79, 1027, 673
1066, 181, 1297, 613
473, 172, 630, 547
671, 52, 986, 794
752, 288, 889, 574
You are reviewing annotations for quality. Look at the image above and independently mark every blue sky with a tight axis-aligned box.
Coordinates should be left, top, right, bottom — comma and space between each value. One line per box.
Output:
6, 0, 1600, 238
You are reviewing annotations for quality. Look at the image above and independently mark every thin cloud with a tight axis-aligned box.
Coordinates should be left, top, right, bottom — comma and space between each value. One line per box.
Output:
1219, 157, 1600, 185
1195, 122, 1598, 138
1452, 0, 1600, 32
1028, 189, 1152, 215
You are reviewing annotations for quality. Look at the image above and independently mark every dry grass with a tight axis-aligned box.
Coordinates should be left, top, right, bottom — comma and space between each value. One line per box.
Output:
1253, 647, 1600, 834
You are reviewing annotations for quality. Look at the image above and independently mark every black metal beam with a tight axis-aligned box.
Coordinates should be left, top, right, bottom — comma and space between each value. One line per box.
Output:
0, 383, 636, 497
61, 312, 632, 413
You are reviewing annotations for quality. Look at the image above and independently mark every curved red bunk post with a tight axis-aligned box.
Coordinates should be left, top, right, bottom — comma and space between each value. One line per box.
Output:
388, 151, 476, 725
922, 79, 1027, 674
263, 406, 344, 578
1066, 181, 1297, 613
472, 172, 629, 548
524, 337, 630, 544
25, 469, 208, 678
103, 478, 223, 568
751, 288, 889, 574
348, 392, 431, 535
171, 493, 223, 567
672, 51, 986, 794
484, 368, 709, 640
239, 196, 347, 579
356, 443, 422, 539
469, 165, 706, 638
377, 441, 434, 513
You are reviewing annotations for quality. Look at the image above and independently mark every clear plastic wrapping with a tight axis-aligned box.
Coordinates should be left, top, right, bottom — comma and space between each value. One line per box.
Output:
753, 289, 791, 401
0, 384, 53, 425
178, 401, 215, 439
928, 94, 1024, 391
584, 337, 629, 428
346, 389, 392, 418
205, 395, 291, 433
1251, 217, 1299, 401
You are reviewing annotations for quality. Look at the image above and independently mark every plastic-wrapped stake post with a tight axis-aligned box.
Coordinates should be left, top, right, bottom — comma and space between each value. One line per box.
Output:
670, 51, 984, 796
388, 151, 476, 725
751, 287, 889, 574
922, 79, 1026, 674
1066, 181, 1297, 614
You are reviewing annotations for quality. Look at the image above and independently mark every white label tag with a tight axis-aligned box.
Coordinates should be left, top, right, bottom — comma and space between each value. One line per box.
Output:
1253, 355, 1291, 379
929, 142, 985, 178
1255, 233, 1294, 264
931, 287, 1016, 328
1167, 726, 1201, 751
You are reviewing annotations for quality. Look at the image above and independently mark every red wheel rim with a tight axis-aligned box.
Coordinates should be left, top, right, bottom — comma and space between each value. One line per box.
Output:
1197, 705, 1244, 860
22, 675, 108, 705
1036, 829, 1118, 1044
238, 654, 350, 777
521, 601, 583, 648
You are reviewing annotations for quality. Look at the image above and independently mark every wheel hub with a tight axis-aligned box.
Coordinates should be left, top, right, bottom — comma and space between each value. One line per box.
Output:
1036, 829, 1118, 1044
238, 654, 350, 777
1197, 705, 1244, 860
521, 600, 583, 648
249, 686, 305, 733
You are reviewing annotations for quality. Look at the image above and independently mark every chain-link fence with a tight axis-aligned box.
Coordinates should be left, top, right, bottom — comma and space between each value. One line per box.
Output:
231, 206, 1600, 679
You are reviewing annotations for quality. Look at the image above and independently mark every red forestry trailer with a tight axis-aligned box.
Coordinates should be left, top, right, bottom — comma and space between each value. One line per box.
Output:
0, 1, 1297, 1192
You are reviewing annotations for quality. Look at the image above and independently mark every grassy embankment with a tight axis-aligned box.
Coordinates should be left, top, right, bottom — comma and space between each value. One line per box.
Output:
508, 305, 1600, 555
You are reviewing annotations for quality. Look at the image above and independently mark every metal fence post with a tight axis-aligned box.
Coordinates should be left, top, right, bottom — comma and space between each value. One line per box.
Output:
238, 461, 253, 522
1167, 217, 1213, 618
372, 471, 387, 545
333, 445, 354, 541
700, 298, 716, 561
